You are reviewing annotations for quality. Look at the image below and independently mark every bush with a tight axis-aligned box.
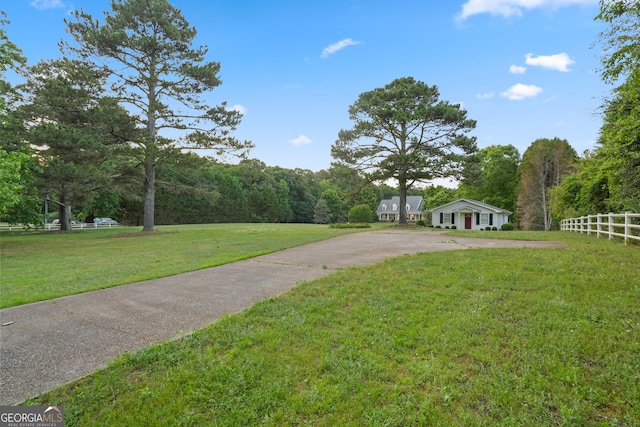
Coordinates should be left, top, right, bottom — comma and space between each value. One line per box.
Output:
329, 223, 371, 229
416, 219, 426, 227
348, 204, 374, 224
501, 223, 515, 231
435, 225, 442, 229
492, 227, 498, 231
451, 225, 457, 230
485, 226, 492, 231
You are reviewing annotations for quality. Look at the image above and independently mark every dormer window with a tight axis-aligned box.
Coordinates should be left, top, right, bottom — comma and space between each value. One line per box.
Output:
381, 204, 387, 211
392, 203, 397, 211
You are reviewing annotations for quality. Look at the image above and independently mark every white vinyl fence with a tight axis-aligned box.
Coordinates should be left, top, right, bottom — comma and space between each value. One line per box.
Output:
0, 222, 120, 231
560, 212, 640, 244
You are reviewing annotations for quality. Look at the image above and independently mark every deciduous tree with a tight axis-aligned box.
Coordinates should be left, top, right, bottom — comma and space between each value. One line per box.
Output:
591, 0, 640, 212
332, 77, 476, 225
595, 0, 640, 84
517, 138, 577, 230
550, 150, 611, 220
459, 144, 521, 213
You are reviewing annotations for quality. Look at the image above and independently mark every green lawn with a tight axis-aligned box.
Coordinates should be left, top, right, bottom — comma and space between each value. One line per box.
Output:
0, 223, 379, 308
25, 231, 640, 426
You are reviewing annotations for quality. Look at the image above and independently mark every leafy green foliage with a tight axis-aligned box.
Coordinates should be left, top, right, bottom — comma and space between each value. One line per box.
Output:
597, 71, 640, 212
328, 222, 371, 229
423, 185, 459, 209
0, 150, 30, 217
459, 144, 521, 214
313, 198, 331, 224
577, 0, 640, 214
550, 152, 612, 219
348, 204, 374, 223
21, 58, 135, 230
594, 0, 640, 84
0, 13, 26, 115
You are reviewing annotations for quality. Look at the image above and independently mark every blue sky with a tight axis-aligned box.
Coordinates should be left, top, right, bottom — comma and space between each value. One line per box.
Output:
3, 0, 609, 180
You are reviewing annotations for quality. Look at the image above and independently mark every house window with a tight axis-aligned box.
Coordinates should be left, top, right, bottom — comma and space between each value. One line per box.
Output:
444, 213, 451, 224
480, 213, 489, 225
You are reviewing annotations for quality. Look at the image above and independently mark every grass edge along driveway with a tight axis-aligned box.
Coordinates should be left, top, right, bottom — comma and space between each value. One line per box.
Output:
25, 232, 640, 425
0, 223, 379, 308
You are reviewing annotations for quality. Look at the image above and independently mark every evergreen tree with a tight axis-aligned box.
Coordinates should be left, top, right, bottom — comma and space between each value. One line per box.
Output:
64, 0, 253, 231
332, 77, 476, 225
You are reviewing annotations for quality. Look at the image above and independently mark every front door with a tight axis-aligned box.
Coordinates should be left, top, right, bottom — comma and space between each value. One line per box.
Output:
465, 214, 472, 229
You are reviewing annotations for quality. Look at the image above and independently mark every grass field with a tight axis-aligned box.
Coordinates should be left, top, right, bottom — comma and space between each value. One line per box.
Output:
19, 229, 640, 426
0, 223, 379, 308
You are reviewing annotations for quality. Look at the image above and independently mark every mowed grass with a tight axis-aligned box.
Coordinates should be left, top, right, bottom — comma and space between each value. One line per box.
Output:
26, 232, 640, 426
0, 223, 379, 308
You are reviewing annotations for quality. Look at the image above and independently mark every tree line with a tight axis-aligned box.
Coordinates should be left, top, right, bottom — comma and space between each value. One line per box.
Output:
1, 1, 638, 230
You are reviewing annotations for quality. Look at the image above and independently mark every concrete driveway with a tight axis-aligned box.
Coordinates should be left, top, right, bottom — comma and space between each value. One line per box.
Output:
0, 229, 566, 405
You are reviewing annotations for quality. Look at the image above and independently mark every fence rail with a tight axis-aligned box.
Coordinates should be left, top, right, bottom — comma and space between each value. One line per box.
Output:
560, 212, 640, 244
0, 222, 121, 231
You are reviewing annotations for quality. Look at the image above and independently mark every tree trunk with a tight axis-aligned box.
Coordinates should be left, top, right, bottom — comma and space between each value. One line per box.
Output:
59, 192, 72, 232
143, 160, 155, 232
143, 74, 157, 232
399, 178, 408, 225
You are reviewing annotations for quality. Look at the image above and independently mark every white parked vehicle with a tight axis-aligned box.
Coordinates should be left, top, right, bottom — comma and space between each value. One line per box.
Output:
94, 218, 118, 225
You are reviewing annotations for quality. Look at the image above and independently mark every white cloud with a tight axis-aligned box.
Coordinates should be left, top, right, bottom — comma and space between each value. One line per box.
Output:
509, 64, 527, 74
227, 104, 247, 115
477, 92, 495, 99
289, 134, 312, 146
501, 83, 543, 100
31, 0, 65, 9
321, 38, 360, 59
456, 0, 598, 21
525, 53, 575, 72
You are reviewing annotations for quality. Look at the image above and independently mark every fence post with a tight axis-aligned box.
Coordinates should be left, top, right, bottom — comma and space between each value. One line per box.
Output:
625, 212, 630, 245
596, 213, 601, 238
587, 215, 592, 235
609, 212, 614, 240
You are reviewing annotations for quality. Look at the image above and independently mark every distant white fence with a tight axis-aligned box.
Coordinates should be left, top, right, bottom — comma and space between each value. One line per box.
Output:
560, 212, 640, 244
0, 223, 120, 231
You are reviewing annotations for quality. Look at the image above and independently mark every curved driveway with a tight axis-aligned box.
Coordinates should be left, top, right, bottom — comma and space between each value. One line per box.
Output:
0, 229, 566, 405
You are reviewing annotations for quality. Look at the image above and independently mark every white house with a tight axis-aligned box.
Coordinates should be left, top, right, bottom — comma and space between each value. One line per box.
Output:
377, 196, 424, 222
429, 198, 512, 230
